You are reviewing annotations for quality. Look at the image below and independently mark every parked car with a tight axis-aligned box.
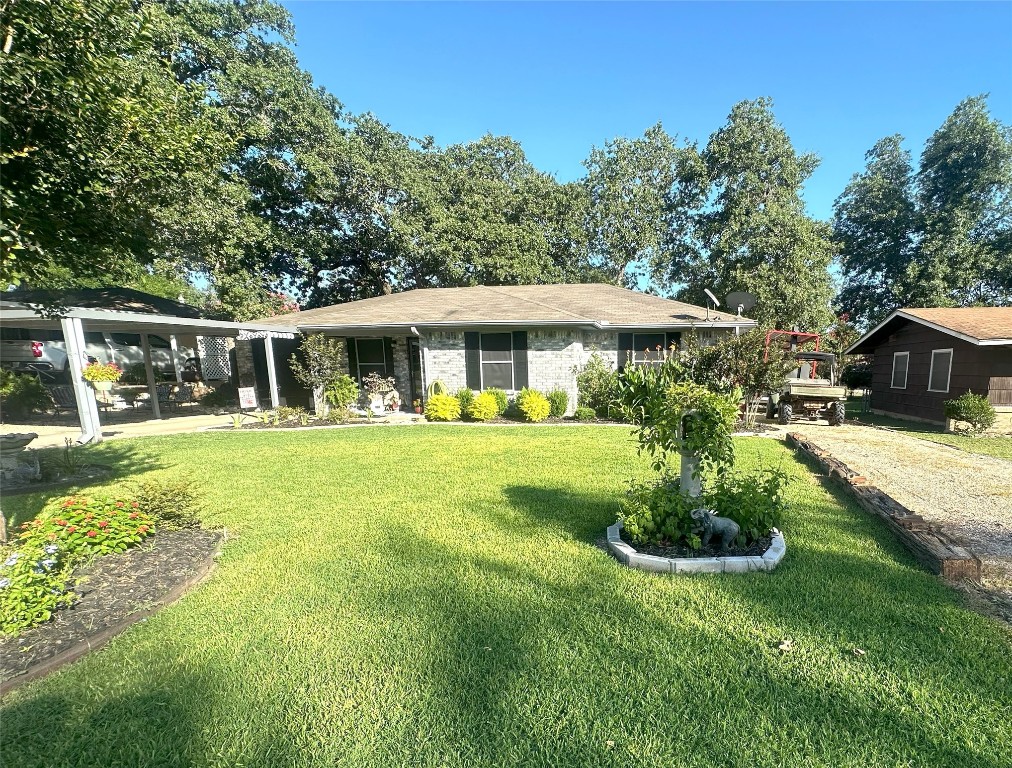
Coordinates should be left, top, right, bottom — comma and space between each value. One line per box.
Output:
0, 327, 197, 382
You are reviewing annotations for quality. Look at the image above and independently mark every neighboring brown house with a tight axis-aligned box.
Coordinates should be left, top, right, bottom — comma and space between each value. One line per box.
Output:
847, 307, 1012, 429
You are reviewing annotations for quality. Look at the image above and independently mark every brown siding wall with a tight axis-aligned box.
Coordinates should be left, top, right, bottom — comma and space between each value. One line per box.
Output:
869, 323, 995, 422
988, 347, 1012, 406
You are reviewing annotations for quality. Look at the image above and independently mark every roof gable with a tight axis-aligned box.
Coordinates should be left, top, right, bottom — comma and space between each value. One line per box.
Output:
847, 307, 1012, 354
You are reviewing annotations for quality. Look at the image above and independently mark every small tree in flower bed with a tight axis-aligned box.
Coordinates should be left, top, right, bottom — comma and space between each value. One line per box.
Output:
0, 494, 156, 635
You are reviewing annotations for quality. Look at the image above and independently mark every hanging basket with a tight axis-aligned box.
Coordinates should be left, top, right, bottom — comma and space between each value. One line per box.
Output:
91, 381, 114, 392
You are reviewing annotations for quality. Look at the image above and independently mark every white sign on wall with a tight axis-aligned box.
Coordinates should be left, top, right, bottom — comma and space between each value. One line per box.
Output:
238, 387, 258, 410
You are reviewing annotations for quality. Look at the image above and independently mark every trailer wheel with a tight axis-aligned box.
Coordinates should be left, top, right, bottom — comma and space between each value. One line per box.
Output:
827, 401, 846, 426
777, 402, 793, 425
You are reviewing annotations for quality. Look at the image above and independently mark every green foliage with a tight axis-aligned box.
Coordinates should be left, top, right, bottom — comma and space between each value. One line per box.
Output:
424, 393, 461, 422
516, 388, 551, 423
45, 438, 92, 479
324, 375, 359, 409
706, 469, 788, 544
835, 96, 1012, 326
119, 363, 149, 385
467, 392, 499, 422
620, 477, 698, 547
81, 361, 122, 383
618, 380, 738, 476
289, 335, 346, 392
574, 352, 620, 417
573, 406, 597, 422
200, 384, 237, 407
483, 387, 509, 416
546, 389, 569, 418
841, 360, 873, 391
944, 392, 997, 434
276, 406, 308, 423
660, 98, 835, 331
1, 493, 156, 635
0, 370, 52, 420
132, 478, 201, 531
455, 388, 475, 415
427, 379, 449, 397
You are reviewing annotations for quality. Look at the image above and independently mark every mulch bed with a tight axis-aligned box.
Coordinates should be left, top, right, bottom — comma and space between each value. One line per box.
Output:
622, 531, 773, 559
0, 528, 221, 690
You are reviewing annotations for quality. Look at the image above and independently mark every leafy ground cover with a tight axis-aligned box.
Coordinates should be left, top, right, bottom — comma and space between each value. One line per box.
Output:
2, 427, 1010, 767
848, 397, 1012, 461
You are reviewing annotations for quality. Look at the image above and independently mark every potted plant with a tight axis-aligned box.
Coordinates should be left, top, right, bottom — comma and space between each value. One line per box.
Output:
413, 399, 422, 414
81, 361, 122, 392
361, 372, 395, 416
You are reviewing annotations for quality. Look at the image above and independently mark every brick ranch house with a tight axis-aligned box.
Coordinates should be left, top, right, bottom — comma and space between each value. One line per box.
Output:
244, 284, 756, 414
847, 307, 1012, 430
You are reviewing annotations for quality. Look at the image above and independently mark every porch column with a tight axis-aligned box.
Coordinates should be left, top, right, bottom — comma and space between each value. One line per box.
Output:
59, 317, 102, 444
264, 333, 280, 409
141, 333, 162, 420
169, 334, 184, 382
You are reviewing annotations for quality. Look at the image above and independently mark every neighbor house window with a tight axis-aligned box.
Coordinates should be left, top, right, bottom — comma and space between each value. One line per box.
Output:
355, 338, 387, 382
480, 333, 514, 389
891, 351, 909, 389
632, 333, 667, 367
928, 349, 953, 393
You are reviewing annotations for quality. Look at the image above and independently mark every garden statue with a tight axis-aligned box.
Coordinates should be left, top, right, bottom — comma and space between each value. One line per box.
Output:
690, 507, 740, 552
0, 433, 41, 486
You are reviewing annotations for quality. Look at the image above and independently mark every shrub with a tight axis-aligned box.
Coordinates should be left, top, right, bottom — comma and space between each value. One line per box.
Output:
516, 388, 550, 423
944, 391, 996, 434
546, 389, 568, 418
620, 477, 698, 547
840, 360, 873, 391
1, 493, 157, 635
456, 388, 475, 415
424, 393, 461, 422
200, 384, 237, 407
132, 478, 201, 530
119, 362, 149, 385
324, 374, 359, 409
574, 352, 619, 417
484, 387, 508, 416
276, 406, 308, 423
573, 406, 596, 421
467, 392, 499, 421
706, 469, 788, 543
0, 370, 52, 420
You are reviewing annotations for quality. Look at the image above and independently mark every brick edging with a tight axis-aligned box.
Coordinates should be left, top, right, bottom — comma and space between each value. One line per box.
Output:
0, 537, 222, 696
785, 432, 981, 581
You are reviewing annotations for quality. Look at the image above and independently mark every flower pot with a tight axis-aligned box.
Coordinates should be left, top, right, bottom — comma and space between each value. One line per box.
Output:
91, 381, 114, 392
369, 394, 385, 416
414, 407, 422, 414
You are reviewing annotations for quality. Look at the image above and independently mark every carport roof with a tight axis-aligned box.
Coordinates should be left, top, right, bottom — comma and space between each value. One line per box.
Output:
0, 299, 298, 337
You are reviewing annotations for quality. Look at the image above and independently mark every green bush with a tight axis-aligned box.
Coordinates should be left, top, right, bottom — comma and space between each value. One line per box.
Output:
620, 478, 698, 547
132, 478, 202, 530
706, 469, 788, 544
840, 360, 873, 391
456, 387, 475, 416
546, 389, 568, 418
573, 406, 596, 421
574, 352, 619, 417
0, 370, 52, 420
467, 392, 499, 421
424, 393, 461, 422
200, 384, 237, 407
944, 391, 996, 434
516, 388, 550, 423
324, 374, 359, 409
2, 493, 157, 635
484, 387, 508, 416
119, 362, 149, 385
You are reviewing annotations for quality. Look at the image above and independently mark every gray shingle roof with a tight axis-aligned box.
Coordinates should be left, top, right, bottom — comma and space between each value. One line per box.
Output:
261, 284, 753, 330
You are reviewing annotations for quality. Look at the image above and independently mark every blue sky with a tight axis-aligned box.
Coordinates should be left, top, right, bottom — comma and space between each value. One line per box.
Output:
282, 1, 1011, 221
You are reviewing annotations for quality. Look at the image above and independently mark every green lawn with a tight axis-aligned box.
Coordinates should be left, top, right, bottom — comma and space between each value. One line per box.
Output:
848, 397, 1012, 461
2, 427, 1010, 768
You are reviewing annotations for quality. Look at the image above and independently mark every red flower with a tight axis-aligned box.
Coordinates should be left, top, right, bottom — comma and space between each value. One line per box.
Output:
84, 513, 94, 520
115, 501, 124, 507
130, 502, 139, 508
48, 533, 57, 541
87, 530, 97, 538
62, 499, 74, 507
67, 526, 77, 533
56, 519, 67, 526
137, 525, 149, 533
129, 512, 139, 519
97, 521, 109, 529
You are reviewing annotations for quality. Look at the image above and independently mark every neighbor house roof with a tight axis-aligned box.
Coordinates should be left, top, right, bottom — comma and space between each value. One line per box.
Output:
258, 284, 754, 332
4, 287, 204, 318
847, 307, 1012, 354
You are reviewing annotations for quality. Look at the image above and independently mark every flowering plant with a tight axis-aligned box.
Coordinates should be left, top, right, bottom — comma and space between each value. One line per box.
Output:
81, 361, 122, 383
0, 494, 156, 636
361, 372, 395, 395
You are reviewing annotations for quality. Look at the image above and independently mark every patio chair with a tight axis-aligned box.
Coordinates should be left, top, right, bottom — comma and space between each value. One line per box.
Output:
49, 385, 77, 414
168, 382, 197, 408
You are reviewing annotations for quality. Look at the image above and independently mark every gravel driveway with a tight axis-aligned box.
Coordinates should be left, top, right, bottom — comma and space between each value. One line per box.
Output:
783, 422, 1012, 620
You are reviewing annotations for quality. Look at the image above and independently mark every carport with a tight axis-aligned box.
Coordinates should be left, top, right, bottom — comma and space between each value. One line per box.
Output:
0, 299, 298, 443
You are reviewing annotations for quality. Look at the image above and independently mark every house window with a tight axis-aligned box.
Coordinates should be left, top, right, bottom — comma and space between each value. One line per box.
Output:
480, 333, 514, 389
891, 352, 909, 389
355, 338, 387, 382
928, 349, 952, 393
632, 333, 667, 367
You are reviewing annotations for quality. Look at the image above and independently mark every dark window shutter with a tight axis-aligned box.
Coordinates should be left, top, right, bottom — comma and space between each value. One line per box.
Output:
346, 338, 358, 380
618, 333, 633, 371
666, 332, 682, 352
464, 332, 480, 389
383, 337, 394, 378
512, 331, 528, 390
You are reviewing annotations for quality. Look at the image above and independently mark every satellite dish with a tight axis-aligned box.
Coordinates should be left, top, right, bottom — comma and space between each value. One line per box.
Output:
703, 288, 721, 307
725, 291, 757, 316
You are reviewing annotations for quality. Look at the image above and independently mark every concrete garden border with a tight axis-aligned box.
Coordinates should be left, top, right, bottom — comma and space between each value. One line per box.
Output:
606, 521, 786, 574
